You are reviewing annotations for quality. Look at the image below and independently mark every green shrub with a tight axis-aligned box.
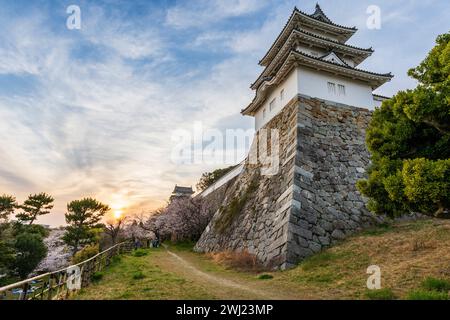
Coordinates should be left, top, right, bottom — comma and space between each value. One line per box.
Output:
13, 223, 50, 238
14, 232, 47, 279
196, 166, 237, 191
357, 33, 450, 218
132, 271, 146, 280
91, 271, 104, 282
111, 255, 122, 264
421, 277, 450, 292
133, 249, 148, 257
72, 244, 99, 264
407, 290, 449, 300
365, 288, 396, 300
257, 274, 274, 280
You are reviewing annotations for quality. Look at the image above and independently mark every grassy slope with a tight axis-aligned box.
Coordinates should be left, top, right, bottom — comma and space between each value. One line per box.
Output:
75, 219, 450, 300
75, 248, 215, 300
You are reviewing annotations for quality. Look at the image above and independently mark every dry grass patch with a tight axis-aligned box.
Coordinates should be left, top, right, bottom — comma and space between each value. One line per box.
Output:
275, 219, 450, 299
207, 250, 269, 273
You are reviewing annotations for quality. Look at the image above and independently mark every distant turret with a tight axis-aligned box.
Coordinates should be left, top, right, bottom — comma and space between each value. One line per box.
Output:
170, 185, 194, 201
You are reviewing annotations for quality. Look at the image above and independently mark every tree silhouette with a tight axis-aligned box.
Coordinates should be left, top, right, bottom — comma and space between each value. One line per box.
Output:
16, 193, 54, 225
0, 194, 17, 222
63, 198, 110, 253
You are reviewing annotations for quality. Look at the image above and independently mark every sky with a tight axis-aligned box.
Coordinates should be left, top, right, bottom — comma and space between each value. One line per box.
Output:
0, 0, 449, 226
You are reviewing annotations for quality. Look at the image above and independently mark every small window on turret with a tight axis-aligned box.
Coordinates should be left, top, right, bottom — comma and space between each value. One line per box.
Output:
263, 108, 267, 118
327, 82, 336, 94
269, 98, 276, 111
338, 84, 346, 96
280, 89, 285, 101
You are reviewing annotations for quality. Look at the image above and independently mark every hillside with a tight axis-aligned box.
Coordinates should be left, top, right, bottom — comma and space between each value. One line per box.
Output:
74, 219, 450, 300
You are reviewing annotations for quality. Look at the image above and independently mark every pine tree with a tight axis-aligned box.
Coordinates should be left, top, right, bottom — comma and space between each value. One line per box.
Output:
63, 198, 110, 253
0, 194, 17, 222
16, 193, 54, 225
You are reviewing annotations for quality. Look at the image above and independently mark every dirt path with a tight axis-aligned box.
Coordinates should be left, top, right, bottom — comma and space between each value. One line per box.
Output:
162, 245, 282, 300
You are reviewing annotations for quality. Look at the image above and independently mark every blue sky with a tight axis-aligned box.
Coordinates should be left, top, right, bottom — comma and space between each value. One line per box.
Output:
0, 0, 449, 226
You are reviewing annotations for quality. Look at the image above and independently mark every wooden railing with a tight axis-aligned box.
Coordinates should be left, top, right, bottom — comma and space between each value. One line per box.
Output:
0, 241, 133, 300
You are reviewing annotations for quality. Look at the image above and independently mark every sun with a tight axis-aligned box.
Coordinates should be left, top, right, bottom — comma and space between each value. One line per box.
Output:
113, 210, 123, 219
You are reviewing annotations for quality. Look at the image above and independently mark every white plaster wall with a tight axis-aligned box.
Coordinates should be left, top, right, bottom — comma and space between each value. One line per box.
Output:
253, 67, 378, 131
372, 96, 390, 108
297, 66, 374, 109
254, 68, 298, 130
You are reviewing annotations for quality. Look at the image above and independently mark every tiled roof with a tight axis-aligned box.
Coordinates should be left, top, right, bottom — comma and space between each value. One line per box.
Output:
319, 51, 351, 67
297, 29, 373, 53
173, 186, 194, 194
310, 4, 332, 23
251, 30, 373, 90
292, 49, 393, 78
259, 6, 357, 66
297, 5, 357, 31
373, 94, 392, 100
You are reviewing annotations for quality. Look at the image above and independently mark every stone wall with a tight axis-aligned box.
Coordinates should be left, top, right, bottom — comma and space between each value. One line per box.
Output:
195, 95, 381, 269
195, 97, 299, 268
285, 95, 381, 268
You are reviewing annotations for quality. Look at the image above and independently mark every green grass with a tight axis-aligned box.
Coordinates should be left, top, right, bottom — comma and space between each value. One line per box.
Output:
91, 272, 104, 282
300, 251, 348, 271
165, 241, 196, 252
132, 249, 148, 257
74, 248, 215, 300
406, 290, 449, 300
72, 219, 450, 300
365, 288, 396, 300
361, 223, 392, 236
132, 271, 146, 280
421, 277, 450, 292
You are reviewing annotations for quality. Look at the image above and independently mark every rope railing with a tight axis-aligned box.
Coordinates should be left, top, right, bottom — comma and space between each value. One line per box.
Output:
0, 241, 133, 300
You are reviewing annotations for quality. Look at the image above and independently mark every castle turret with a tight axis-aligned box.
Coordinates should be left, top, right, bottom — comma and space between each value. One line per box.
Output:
196, 5, 390, 269
170, 185, 194, 202
242, 4, 393, 130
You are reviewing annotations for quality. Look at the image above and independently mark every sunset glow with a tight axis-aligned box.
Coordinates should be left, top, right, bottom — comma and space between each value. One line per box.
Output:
113, 210, 123, 220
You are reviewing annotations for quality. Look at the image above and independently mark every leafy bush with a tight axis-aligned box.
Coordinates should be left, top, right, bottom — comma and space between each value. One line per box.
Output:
421, 277, 450, 292
365, 288, 396, 300
196, 166, 237, 191
406, 290, 449, 300
257, 274, 274, 280
13, 223, 49, 238
72, 244, 99, 264
133, 249, 148, 257
358, 33, 450, 218
13, 232, 47, 279
402, 159, 450, 216
132, 271, 146, 280
91, 271, 104, 282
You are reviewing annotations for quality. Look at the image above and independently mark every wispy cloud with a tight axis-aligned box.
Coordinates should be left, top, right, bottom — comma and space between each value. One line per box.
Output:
0, 0, 448, 226
165, 0, 270, 29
